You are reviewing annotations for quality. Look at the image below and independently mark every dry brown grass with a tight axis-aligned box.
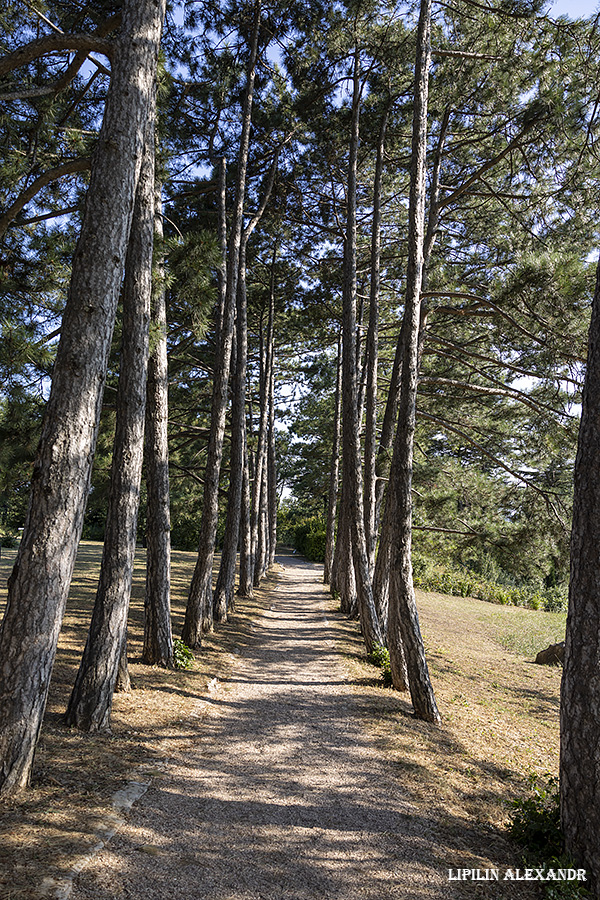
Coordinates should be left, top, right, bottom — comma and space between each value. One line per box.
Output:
0, 546, 563, 898
338, 588, 562, 878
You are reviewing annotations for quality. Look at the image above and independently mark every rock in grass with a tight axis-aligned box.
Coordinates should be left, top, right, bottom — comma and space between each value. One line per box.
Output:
535, 641, 565, 666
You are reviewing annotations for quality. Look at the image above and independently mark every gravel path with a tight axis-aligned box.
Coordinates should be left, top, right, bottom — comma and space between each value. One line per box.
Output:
69, 555, 452, 900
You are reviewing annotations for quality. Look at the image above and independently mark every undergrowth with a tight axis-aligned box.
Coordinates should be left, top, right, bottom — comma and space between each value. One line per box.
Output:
367, 642, 393, 687
508, 775, 590, 898
413, 554, 567, 613
173, 638, 195, 670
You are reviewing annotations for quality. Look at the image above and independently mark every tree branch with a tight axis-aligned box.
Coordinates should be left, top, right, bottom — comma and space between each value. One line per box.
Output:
0, 34, 113, 79
418, 410, 569, 528
437, 127, 534, 211
0, 158, 91, 237
426, 331, 582, 386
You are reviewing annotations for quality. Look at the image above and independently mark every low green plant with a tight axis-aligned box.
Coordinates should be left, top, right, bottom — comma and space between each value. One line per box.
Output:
412, 553, 568, 613
507, 776, 590, 898
173, 638, 194, 670
368, 642, 393, 687
508, 775, 562, 856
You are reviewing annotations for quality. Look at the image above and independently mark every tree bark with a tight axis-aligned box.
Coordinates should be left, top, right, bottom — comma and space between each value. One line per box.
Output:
323, 332, 342, 585
560, 256, 600, 895
340, 48, 382, 655
64, 127, 156, 732
182, 0, 261, 647
142, 183, 174, 667
267, 350, 277, 569
386, 0, 440, 723
237, 446, 253, 599
0, 0, 165, 793
213, 253, 249, 622
364, 106, 389, 573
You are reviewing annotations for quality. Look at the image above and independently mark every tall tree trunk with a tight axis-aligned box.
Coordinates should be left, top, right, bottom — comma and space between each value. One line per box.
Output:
364, 106, 389, 573
182, 0, 261, 648
252, 287, 274, 587
255, 458, 269, 585
215, 155, 227, 340
386, 0, 440, 724
323, 332, 342, 585
142, 183, 173, 667
115, 635, 132, 694
267, 352, 277, 569
372, 107, 449, 624
237, 445, 253, 599
213, 254, 249, 622
341, 48, 382, 655
560, 257, 600, 896
64, 127, 156, 732
214, 153, 278, 616
0, 0, 165, 795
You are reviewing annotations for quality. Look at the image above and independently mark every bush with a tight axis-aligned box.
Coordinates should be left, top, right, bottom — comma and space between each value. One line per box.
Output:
367, 642, 393, 687
0, 528, 19, 549
508, 775, 562, 857
173, 639, 194, 670
293, 516, 326, 562
412, 553, 568, 613
507, 776, 589, 898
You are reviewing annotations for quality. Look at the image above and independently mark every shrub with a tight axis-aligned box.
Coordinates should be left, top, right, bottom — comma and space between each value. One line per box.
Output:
293, 516, 326, 562
412, 555, 567, 613
368, 642, 393, 687
507, 776, 589, 898
0, 528, 19, 549
508, 775, 562, 856
173, 639, 194, 670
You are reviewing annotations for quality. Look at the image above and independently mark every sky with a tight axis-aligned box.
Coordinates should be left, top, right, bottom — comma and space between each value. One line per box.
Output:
548, 0, 599, 17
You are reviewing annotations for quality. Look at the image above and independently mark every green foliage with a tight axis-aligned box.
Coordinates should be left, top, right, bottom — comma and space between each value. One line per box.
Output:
293, 516, 326, 562
508, 775, 562, 856
367, 642, 393, 687
412, 552, 567, 612
0, 527, 19, 549
508, 776, 589, 899
172, 639, 194, 671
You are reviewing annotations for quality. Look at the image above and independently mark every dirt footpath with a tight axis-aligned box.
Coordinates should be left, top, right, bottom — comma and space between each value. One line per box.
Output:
69, 555, 537, 900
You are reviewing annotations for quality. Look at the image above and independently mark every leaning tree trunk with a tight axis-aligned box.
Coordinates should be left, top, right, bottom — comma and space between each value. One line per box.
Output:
64, 128, 156, 732
560, 256, 600, 896
267, 354, 277, 569
323, 333, 342, 586
182, 0, 261, 648
386, 0, 440, 724
0, 0, 165, 795
237, 446, 253, 599
213, 254, 249, 622
142, 182, 174, 667
340, 48, 382, 655
253, 265, 275, 587
213, 155, 278, 617
364, 106, 389, 574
